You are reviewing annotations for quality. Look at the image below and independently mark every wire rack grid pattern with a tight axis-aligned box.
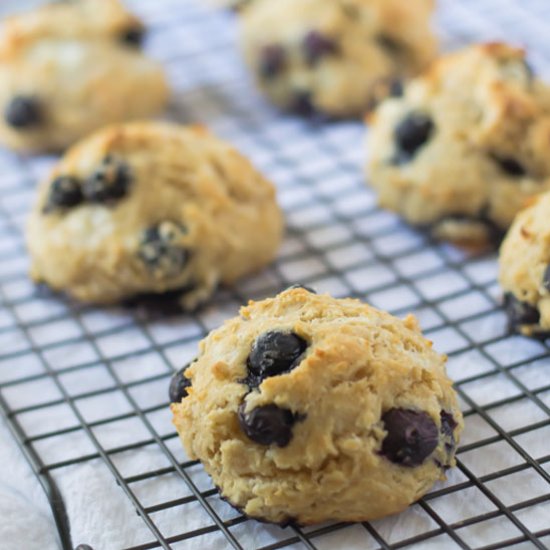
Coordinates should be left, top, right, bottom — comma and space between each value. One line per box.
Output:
1, 0, 550, 549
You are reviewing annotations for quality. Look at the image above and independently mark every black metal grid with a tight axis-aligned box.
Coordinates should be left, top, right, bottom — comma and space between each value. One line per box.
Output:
0, 0, 550, 548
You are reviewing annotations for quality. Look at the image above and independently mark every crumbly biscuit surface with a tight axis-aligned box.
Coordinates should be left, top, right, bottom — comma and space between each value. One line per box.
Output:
172, 288, 463, 525
240, 0, 436, 118
0, 0, 167, 153
366, 43, 550, 248
26, 122, 283, 309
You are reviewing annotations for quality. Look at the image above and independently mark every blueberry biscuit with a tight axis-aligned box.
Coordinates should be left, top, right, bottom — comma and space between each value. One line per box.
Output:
499, 192, 550, 338
26, 122, 283, 310
366, 43, 550, 249
171, 287, 463, 525
239, 0, 436, 118
0, 0, 145, 49
0, 0, 167, 153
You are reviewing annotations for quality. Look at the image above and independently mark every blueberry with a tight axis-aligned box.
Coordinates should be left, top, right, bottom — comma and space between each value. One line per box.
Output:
303, 31, 338, 66
120, 26, 145, 47
291, 91, 315, 116
440, 410, 458, 455
377, 34, 403, 54
504, 292, 540, 330
493, 155, 526, 177
83, 156, 132, 204
381, 408, 439, 467
394, 113, 434, 161
138, 221, 189, 278
388, 80, 404, 98
5, 96, 43, 129
169, 364, 192, 403
286, 284, 317, 294
439, 411, 457, 437
259, 45, 287, 79
238, 403, 301, 447
543, 265, 550, 292
43, 176, 83, 212
246, 331, 307, 387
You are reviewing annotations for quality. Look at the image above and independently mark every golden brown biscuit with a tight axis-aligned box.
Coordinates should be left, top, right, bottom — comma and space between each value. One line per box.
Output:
171, 287, 463, 525
366, 43, 550, 249
239, 0, 436, 118
499, 192, 550, 338
0, 0, 144, 53
0, 0, 167, 153
26, 122, 284, 310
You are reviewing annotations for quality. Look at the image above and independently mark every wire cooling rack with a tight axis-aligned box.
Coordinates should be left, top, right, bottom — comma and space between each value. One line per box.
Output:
1, 0, 550, 548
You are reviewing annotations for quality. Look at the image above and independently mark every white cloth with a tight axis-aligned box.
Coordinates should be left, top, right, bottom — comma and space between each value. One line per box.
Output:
0, 419, 59, 550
